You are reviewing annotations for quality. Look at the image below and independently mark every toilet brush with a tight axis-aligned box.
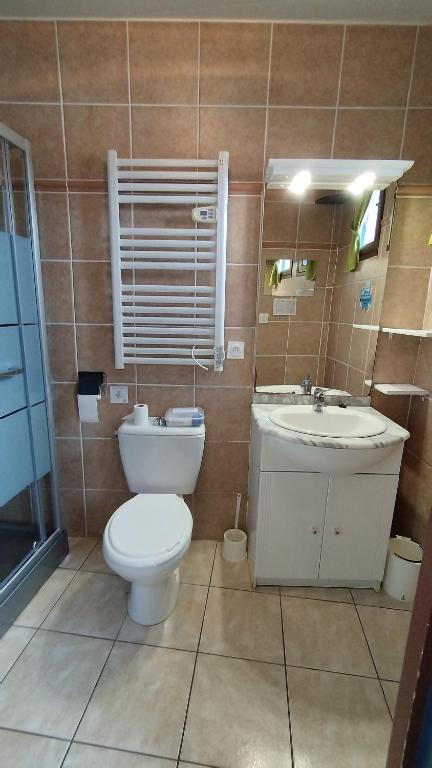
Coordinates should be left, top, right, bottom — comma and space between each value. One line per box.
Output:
222, 493, 248, 562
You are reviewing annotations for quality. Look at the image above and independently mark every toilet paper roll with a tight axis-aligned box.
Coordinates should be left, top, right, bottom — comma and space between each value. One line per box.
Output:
78, 394, 100, 423
134, 403, 149, 425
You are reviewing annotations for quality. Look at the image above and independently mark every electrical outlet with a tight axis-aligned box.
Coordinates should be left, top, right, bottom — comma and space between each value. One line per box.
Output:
227, 341, 245, 360
109, 385, 129, 404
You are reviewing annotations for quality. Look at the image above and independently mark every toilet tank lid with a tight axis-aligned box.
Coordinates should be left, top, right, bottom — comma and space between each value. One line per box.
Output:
118, 414, 205, 437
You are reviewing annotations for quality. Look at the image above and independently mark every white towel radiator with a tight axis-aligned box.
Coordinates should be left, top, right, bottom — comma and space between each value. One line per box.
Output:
107, 151, 229, 370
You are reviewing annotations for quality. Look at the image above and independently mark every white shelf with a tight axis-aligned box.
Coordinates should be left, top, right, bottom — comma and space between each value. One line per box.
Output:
373, 383, 429, 396
381, 327, 432, 338
353, 324, 379, 331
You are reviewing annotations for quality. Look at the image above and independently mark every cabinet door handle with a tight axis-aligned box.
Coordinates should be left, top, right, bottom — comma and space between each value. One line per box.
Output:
311, 527, 319, 535
334, 527, 342, 535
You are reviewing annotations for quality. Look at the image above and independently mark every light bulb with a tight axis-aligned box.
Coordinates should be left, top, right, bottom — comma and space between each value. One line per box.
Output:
288, 170, 312, 196
348, 171, 376, 195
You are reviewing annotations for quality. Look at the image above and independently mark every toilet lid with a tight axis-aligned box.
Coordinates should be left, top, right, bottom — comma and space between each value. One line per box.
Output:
108, 494, 191, 563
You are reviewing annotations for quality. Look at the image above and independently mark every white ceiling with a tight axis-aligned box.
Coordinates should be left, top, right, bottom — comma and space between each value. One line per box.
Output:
0, 0, 431, 24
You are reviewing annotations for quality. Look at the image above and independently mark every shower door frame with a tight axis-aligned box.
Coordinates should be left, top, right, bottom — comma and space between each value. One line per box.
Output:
0, 121, 67, 632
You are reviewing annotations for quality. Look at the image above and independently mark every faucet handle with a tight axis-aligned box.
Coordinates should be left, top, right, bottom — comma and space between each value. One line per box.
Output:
300, 374, 313, 394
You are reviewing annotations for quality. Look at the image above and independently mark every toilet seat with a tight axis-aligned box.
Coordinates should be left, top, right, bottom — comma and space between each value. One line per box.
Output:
106, 494, 192, 568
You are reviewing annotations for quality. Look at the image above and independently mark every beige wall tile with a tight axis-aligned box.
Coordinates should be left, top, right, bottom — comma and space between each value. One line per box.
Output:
256, 323, 288, 356
287, 322, 322, 356
82, 390, 135, 439
410, 26, 432, 107
199, 107, 266, 181
380, 266, 429, 329
129, 22, 198, 104
227, 195, 261, 263
333, 109, 405, 159
255, 356, 285, 387
52, 383, 80, 437
132, 106, 198, 159
41, 261, 74, 323
349, 327, 370, 372
83, 438, 127, 490
56, 438, 83, 489
200, 23, 270, 105
401, 110, 432, 184
36, 193, 71, 260
69, 194, 110, 261
195, 387, 252, 442
285, 355, 319, 386
339, 26, 416, 107
414, 339, 432, 391
225, 265, 258, 326
326, 323, 338, 359
59, 489, 86, 536
370, 390, 410, 429
58, 22, 128, 103
64, 105, 130, 179
335, 323, 352, 364
339, 283, 357, 324
193, 492, 247, 539
85, 490, 132, 536
137, 364, 194, 386
408, 396, 432, 466
346, 366, 365, 396
197, 441, 250, 493
73, 262, 113, 324
333, 361, 348, 391
269, 24, 343, 106
136, 385, 195, 417
396, 450, 432, 543
263, 201, 298, 242
0, 21, 59, 102
298, 204, 334, 244
294, 288, 325, 322
373, 333, 419, 383
76, 324, 136, 385
0, 104, 65, 179
389, 198, 432, 268
46, 324, 77, 382
267, 108, 335, 159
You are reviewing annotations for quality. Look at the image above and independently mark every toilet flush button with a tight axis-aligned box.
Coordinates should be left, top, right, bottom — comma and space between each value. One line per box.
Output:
227, 341, 245, 360
110, 385, 129, 404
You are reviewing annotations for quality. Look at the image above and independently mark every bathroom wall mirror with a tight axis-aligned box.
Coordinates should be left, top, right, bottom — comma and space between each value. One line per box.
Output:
255, 163, 399, 396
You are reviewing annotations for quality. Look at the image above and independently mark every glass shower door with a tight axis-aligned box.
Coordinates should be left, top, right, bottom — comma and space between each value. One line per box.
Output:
0, 128, 58, 586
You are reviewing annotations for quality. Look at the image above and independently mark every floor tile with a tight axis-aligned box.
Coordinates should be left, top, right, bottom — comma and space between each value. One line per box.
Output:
357, 605, 411, 681
42, 571, 128, 639
14, 569, 77, 628
81, 541, 113, 574
118, 583, 207, 651
181, 654, 292, 768
281, 597, 376, 676
60, 537, 98, 570
351, 587, 412, 611
281, 586, 353, 603
200, 587, 284, 664
382, 680, 399, 717
64, 743, 175, 767
0, 728, 68, 768
210, 543, 252, 590
288, 666, 392, 768
0, 625, 35, 681
0, 629, 111, 739
179, 540, 216, 585
77, 642, 195, 759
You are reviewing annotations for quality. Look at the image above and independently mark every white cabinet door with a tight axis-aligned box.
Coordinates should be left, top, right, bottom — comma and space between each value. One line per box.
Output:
319, 474, 398, 582
257, 472, 329, 580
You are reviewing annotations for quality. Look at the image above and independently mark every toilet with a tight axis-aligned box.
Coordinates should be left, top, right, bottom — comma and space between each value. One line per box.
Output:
103, 414, 205, 625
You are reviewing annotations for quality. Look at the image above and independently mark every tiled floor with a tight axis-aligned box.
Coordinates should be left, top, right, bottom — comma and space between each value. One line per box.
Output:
0, 538, 412, 768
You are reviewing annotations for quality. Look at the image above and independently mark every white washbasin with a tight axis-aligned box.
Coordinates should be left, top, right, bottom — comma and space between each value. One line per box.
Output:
270, 405, 387, 438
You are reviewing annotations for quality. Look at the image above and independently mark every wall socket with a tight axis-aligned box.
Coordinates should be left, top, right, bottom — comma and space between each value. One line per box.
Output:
227, 341, 245, 359
109, 385, 129, 404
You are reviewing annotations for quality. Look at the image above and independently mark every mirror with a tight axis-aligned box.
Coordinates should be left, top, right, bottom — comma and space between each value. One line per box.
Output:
255, 172, 396, 396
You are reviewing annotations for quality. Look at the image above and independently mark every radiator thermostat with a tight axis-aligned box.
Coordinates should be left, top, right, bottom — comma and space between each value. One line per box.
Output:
192, 206, 218, 223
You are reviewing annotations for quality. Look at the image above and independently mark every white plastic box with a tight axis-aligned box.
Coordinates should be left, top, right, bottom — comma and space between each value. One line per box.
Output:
164, 407, 205, 428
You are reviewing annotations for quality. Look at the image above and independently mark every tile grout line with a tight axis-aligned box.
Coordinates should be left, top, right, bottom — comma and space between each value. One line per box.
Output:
175, 542, 218, 767
330, 24, 347, 159
279, 592, 296, 767
350, 592, 394, 720
399, 26, 419, 160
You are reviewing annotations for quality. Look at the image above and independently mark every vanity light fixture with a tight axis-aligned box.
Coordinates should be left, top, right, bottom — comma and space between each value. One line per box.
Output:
348, 171, 376, 196
288, 170, 311, 196
266, 159, 414, 191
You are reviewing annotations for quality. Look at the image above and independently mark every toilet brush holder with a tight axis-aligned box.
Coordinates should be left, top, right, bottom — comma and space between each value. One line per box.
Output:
223, 528, 247, 562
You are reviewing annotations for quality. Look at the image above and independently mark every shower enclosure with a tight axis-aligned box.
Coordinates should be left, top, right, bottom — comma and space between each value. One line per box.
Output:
0, 122, 67, 635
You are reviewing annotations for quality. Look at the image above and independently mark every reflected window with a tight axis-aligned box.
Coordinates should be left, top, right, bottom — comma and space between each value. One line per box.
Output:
359, 190, 385, 258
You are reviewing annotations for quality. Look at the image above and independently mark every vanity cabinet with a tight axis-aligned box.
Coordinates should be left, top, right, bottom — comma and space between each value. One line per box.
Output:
251, 471, 398, 587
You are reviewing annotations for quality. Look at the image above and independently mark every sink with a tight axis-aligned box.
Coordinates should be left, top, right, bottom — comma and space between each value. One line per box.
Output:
269, 405, 387, 438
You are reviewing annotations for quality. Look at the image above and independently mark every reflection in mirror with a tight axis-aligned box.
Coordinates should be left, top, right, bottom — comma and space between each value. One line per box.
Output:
255, 179, 396, 396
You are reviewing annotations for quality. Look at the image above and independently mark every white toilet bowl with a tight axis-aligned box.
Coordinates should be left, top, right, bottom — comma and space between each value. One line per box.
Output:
103, 493, 192, 625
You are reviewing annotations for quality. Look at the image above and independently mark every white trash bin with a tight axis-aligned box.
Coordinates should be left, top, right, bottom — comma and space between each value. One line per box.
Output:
383, 536, 423, 602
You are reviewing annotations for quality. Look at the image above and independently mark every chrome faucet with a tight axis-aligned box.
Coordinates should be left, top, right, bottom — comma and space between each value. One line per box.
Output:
313, 388, 327, 412
300, 374, 313, 395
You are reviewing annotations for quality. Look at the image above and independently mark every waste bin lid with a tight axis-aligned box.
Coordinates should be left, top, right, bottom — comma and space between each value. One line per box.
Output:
389, 536, 423, 564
